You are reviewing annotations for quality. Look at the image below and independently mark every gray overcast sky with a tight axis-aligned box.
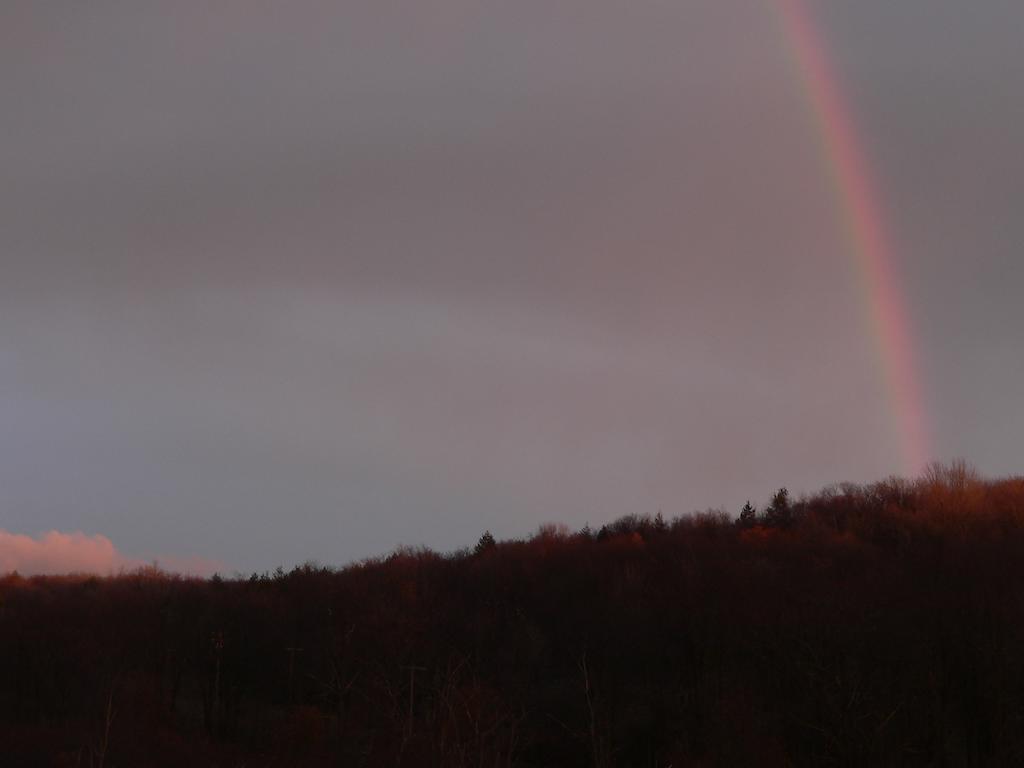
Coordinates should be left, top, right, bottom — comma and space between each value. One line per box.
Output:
2, 0, 1022, 573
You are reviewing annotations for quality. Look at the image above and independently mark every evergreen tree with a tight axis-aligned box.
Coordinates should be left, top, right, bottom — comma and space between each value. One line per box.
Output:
474, 530, 497, 555
739, 501, 758, 528
765, 487, 792, 528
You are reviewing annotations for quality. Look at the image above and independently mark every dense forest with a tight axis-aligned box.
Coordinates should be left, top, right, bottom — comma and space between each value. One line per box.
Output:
3, 462, 1024, 766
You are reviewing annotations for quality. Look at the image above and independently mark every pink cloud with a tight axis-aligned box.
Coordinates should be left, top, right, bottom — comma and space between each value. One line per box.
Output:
0, 529, 223, 577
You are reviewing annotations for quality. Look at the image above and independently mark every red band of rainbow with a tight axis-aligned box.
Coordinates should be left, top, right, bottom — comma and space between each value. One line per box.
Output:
776, 0, 931, 475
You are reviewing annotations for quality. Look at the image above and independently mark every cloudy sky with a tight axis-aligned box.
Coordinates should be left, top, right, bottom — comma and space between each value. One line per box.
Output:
2, 0, 1022, 574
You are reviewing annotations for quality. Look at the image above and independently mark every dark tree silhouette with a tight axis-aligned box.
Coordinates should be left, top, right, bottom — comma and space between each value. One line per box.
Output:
738, 501, 758, 528
0, 463, 1021, 766
764, 486, 792, 528
654, 511, 667, 533
473, 530, 496, 555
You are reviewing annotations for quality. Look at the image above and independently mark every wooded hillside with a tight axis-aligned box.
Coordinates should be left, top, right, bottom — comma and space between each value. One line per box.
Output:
3, 463, 1023, 766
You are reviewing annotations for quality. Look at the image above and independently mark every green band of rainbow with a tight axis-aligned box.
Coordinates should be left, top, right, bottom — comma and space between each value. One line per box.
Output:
776, 0, 931, 475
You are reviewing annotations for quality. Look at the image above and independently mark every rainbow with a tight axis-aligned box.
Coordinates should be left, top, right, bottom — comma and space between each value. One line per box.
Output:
775, 0, 931, 476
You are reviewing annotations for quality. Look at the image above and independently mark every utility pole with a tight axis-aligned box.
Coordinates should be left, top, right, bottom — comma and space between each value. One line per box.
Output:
286, 646, 304, 705
401, 665, 426, 737
210, 631, 225, 735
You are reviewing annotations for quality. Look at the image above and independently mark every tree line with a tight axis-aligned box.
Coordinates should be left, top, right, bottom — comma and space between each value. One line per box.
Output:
2, 461, 1024, 765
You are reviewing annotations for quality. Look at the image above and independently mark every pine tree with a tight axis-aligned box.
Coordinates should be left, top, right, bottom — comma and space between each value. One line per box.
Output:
765, 488, 791, 528
474, 530, 497, 555
738, 501, 758, 528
